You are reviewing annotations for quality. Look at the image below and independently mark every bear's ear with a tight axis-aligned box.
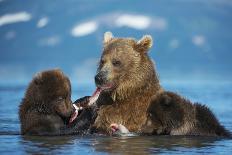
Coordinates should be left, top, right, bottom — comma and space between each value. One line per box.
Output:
53, 68, 64, 76
103, 31, 114, 44
34, 72, 43, 85
135, 35, 153, 53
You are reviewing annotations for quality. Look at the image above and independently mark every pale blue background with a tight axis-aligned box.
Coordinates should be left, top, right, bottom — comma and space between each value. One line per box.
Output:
0, 0, 231, 87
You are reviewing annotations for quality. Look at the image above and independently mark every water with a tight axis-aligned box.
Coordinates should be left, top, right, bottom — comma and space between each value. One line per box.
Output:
0, 83, 232, 154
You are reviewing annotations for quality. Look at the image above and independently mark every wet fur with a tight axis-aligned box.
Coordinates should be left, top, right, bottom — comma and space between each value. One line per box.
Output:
19, 69, 96, 135
93, 32, 231, 137
64, 97, 98, 135
93, 33, 162, 133
19, 69, 74, 135
142, 91, 231, 137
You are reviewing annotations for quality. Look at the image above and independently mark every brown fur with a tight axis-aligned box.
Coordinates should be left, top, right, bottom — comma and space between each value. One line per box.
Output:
93, 32, 163, 133
142, 91, 231, 137
93, 32, 231, 137
19, 69, 74, 135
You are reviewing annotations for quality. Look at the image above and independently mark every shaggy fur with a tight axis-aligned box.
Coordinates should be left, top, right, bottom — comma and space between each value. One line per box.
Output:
92, 32, 163, 133
19, 69, 98, 135
142, 91, 231, 137
19, 69, 75, 135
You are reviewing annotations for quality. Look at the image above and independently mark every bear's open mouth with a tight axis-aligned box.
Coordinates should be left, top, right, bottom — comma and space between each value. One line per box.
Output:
99, 84, 113, 90
97, 83, 113, 92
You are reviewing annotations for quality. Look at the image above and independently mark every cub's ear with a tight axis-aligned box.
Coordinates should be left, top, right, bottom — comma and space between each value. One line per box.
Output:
135, 35, 153, 53
103, 31, 113, 44
33, 72, 43, 85
160, 94, 172, 107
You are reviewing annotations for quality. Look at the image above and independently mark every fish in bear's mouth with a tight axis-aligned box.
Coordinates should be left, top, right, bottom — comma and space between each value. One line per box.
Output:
68, 85, 112, 124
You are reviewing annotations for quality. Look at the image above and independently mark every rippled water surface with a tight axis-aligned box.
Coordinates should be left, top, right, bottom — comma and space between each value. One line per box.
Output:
0, 83, 232, 154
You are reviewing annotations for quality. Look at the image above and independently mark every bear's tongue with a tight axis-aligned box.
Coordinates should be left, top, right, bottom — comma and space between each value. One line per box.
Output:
87, 85, 112, 106
68, 87, 102, 124
88, 87, 102, 106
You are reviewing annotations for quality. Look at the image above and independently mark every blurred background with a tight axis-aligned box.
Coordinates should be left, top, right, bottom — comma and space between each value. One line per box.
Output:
0, 0, 231, 87
0, 1, 232, 153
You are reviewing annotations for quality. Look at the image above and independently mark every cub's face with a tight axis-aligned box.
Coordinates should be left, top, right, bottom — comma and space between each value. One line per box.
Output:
95, 32, 153, 93
33, 69, 74, 124
142, 93, 184, 135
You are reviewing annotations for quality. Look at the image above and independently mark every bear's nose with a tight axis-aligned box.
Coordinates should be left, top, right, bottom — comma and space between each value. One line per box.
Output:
95, 72, 105, 86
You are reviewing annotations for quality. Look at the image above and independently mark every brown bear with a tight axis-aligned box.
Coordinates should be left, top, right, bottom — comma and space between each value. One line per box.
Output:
92, 32, 163, 134
141, 91, 231, 137
19, 69, 98, 135
92, 32, 231, 137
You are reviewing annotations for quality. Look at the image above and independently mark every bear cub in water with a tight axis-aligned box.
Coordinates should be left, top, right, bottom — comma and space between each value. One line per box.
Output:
141, 91, 231, 137
19, 69, 96, 135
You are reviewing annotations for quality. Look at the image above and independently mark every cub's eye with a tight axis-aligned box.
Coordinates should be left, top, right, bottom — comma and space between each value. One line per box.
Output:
57, 96, 64, 102
112, 59, 121, 67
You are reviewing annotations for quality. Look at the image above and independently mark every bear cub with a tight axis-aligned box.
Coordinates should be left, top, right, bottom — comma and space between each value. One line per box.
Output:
19, 69, 91, 135
142, 92, 231, 137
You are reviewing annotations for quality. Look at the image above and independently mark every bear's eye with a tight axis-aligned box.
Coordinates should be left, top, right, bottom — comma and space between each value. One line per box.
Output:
112, 59, 121, 67
100, 59, 105, 66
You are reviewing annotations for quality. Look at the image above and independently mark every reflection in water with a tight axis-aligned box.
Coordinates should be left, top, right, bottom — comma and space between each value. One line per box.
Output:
92, 136, 222, 154
21, 135, 80, 154
20, 135, 224, 154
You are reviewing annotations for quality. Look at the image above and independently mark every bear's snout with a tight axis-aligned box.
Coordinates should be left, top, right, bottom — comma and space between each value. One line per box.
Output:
95, 71, 107, 86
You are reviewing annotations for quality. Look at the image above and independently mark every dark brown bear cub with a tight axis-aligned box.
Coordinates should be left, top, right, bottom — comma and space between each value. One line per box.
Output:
142, 91, 231, 137
19, 69, 78, 135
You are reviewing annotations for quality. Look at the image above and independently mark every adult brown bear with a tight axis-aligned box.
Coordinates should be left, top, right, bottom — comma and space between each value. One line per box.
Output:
92, 32, 231, 137
92, 32, 163, 134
